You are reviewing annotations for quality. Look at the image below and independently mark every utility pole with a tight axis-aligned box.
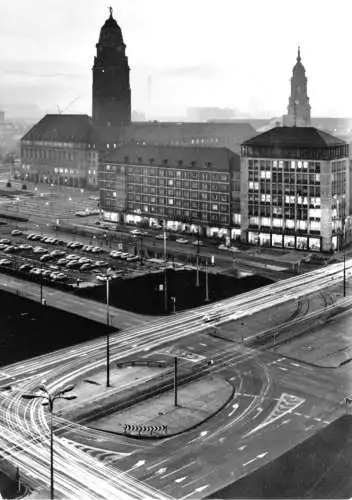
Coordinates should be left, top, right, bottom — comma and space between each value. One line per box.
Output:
163, 268, 168, 313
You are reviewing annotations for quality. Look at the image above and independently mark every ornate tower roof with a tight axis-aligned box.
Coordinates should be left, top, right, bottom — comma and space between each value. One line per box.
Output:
98, 7, 125, 48
284, 47, 311, 127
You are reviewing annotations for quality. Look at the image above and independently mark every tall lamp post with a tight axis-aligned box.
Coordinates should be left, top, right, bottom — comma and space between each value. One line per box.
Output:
343, 217, 347, 297
22, 384, 76, 500
196, 225, 200, 287
104, 275, 112, 387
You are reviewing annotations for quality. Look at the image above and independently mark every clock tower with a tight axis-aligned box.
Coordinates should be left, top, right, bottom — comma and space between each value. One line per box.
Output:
92, 7, 131, 126
284, 47, 311, 127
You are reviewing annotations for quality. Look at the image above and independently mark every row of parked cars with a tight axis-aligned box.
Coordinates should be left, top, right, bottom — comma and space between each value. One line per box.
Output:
110, 250, 140, 262
0, 258, 67, 282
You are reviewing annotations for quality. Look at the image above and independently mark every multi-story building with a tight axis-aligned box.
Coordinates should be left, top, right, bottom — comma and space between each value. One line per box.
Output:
21, 115, 99, 188
99, 144, 241, 240
240, 127, 349, 252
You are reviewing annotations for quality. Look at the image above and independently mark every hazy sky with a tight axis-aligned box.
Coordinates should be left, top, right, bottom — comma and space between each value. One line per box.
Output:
0, 0, 351, 118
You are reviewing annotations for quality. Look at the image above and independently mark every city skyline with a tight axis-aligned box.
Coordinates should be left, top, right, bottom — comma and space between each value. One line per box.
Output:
1, 0, 352, 118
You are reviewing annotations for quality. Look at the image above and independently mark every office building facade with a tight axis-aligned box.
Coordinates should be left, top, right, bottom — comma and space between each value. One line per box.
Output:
240, 127, 349, 252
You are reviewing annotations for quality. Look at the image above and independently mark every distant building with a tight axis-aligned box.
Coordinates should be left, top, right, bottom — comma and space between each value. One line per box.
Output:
283, 48, 311, 127
21, 115, 99, 188
240, 127, 349, 252
0, 111, 4, 122
100, 144, 241, 240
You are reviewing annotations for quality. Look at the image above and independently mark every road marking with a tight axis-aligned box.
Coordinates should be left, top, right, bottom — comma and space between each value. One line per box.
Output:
252, 407, 263, 419
314, 417, 322, 422
243, 451, 267, 467
279, 366, 288, 371
290, 362, 301, 367
199, 343, 207, 347
305, 425, 314, 431
200, 431, 208, 437
161, 461, 196, 479
175, 477, 187, 483
228, 403, 239, 417
277, 358, 286, 362
218, 437, 225, 443
323, 421, 330, 425
238, 445, 247, 451
294, 412, 302, 416
229, 376, 236, 381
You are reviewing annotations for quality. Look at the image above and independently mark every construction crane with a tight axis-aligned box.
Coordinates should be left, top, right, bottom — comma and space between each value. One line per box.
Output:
57, 97, 80, 115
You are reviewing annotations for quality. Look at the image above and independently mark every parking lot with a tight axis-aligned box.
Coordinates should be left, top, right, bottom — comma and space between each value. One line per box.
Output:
0, 224, 170, 293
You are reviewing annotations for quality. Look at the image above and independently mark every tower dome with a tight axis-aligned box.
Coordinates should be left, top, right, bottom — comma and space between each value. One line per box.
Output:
98, 7, 125, 48
292, 47, 306, 75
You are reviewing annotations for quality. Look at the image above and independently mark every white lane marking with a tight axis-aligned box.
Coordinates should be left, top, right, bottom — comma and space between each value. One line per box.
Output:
279, 367, 288, 371
238, 445, 247, 451
199, 343, 207, 347
200, 431, 208, 437
314, 417, 322, 422
161, 461, 196, 479
305, 425, 314, 431
218, 437, 225, 443
181, 484, 209, 499
277, 358, 286, 362
291, 362, 300, 367
195, 485, 209, 493
323, 421, 330, 425
230, 376, 236, 381
126, 459, 146, 472
294, 412, 302, 416
228, 403, 239, 417
252, 407, 263, 419
175, 477, 187, 483
243, 451, 267, 467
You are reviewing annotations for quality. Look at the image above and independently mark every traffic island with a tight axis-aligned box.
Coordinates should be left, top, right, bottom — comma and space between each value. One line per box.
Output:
89, 375, 234, 438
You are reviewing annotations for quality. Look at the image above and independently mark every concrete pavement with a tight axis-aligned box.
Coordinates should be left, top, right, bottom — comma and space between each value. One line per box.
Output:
0, 273, 150, 330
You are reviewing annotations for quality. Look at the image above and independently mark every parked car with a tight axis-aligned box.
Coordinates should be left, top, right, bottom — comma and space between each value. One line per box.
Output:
91, 246, 103, 253
96, 274, 108, 282
26, 233, 36, 240
19, 263, 32, 272
0, 259, 12, 266
50, 250, 66, 257
155, 233, 167, 240
4, 246, 18, 253
82, 245, 94, 252
50, 272, 66, 281
0, 238, 11, 245
33, 246, 48, 254
218, 244, 229, 251
30, 234, 43, 241
110, 250, 123, 258
0, 244, 8, 250
70, 242, 83, 249
18, 244, 33, 251
80, 263, 93, 271
130, 229, 142, 236
66, 254, 78, 260
176, 238, 188, 244
40, 254, 54, 262
57, 258, 68, 266
11, 229, 23, 236
29, 268, 43, 275
66, 260, 81, 268
93, 260, 108, 267
41, 270, 53, 277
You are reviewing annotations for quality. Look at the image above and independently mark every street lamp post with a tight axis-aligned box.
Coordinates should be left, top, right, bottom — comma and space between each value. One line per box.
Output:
196, 225, 200, 287
22, 384, 76, 500
343, 218, 347, 297
105, 275, 112, 387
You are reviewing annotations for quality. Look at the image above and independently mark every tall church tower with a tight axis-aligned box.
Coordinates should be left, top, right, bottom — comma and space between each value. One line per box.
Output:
284, 47, 311, 127
92, 7, 131, 127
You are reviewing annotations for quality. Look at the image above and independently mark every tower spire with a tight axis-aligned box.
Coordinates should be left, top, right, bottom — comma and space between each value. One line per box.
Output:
297, 45, 301, 63
109, 6, 113, 18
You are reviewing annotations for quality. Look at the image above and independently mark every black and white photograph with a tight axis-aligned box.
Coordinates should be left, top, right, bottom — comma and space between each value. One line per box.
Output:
0, 0, 351, 498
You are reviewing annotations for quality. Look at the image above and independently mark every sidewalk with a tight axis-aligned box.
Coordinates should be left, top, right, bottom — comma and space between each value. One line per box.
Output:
0, 273, 150, 330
